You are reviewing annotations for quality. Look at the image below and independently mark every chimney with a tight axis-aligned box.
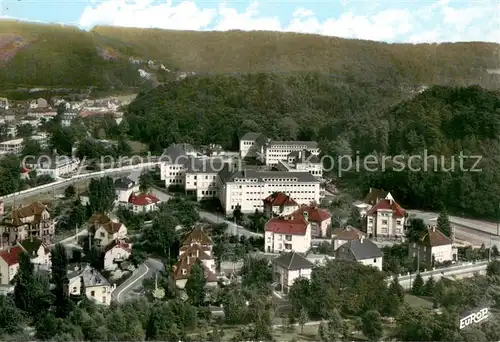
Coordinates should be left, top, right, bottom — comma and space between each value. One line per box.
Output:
389, 199, 393, 205
359, 235, 365, 243
303, 211, 309, 222
432, 226, 436, 232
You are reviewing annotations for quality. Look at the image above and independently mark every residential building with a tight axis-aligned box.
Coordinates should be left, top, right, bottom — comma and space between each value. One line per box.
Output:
172, 226, 216, 289
366, 198, 405, 238
67, 265, 115, 305
21, 118, 41, 128
104, 239, 132, 271
408, 226, 456, 264
27, 108, 57, 119
17, 237, 51, 271
29, 98, 48, 109
61, 109, 79, 127
0, 138, 24, 155
218, 165, 322, 215
89, 214, 127, 249
275, 150, 323, 178
263, 192, 299, 217
114, 177, 139, 203
264, 211, 311, 254
273, 251, 314, 294
1, 202, 55, 244
79, 191, 90, 206
0, 97, 9, 110
264, 140, 320, 166
5, 125, 17, 138
239, 132, 269, 159
335, 236, 383, 271
332, 226, 365, 250
354, 188, 393, 217
292, 205, 331, 238
159, 143, 197, 188
128, 193, 161, 213
0, 246, 22, 285
25, 155, 80, 178
30, 133, 49, 149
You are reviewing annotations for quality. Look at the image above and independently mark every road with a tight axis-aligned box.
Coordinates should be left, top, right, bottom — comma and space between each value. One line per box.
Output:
112, 258, 164, 303
396, 261, 489, 289
408, 210, 500, 247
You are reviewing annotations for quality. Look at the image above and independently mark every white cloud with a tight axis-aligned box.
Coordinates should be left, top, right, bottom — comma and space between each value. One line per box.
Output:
76, 0, 500, 43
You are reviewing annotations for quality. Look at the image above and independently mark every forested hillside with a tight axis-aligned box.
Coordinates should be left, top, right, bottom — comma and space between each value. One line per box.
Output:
1, 20, 499, 89
125, 74, 500, 218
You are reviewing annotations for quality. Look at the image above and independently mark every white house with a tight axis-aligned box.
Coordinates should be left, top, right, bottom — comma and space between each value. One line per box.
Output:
273, 251, 314, 294
332, 226, 365, 251
104, 240, 132, 271
27, 108, 57, 119
335, 236, 383, 271
218, 166, 322, 215
264, 211, 311, 254
0, 246, 22, 285
25, 155, 80, 178
90, 214, 128, 249
114, 177, 139, 203
67, 265, 115, 305
128, 193, 161, 213
408, 226, 456, 264
264, 140, 320, 166
263, 192, 300, 217
366, 197, 405, 238
18, 237, 51, 271
159, 143, 197, 188
0, 138, 23, 155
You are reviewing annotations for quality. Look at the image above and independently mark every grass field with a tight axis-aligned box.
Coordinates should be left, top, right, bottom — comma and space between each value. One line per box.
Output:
127, 140, 148, 154
405, 294, 433, 308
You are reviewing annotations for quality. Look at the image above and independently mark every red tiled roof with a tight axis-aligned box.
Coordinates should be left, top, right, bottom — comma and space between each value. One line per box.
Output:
128, 193, 160, 206
332, 226, 364, 240
265, 216, 308, 235
367, 199, 405, 218
292, 205, 330, 223
179, 244, 212, 260
263, 192, 298, 207
171, 255, 217, 282
421, 227, 452, 247
0, 246, 23, 266
105, 239, 132, 253
182, 226, 212, 247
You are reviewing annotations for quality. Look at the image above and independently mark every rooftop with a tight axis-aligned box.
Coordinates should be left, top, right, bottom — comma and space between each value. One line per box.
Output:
219, 164, 319, 184
263, 192, 298, 207
364, 188, 390, 206
332, 226, 365, 240
265, 215, 309, 235
0, 246, 23, 266
269, 140, 319, 149
367, 198, 405, 218
338, 238, 383, 260
128, 193, 160, 206
421, 227, 452, 247
273, 251, 314, 270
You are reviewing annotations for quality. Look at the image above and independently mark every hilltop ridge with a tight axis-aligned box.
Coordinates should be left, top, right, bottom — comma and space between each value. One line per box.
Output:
0, 20, 499, 91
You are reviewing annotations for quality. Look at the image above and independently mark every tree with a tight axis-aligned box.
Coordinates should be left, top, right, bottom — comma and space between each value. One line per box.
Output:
406, 218, 428, 243
0, 295, 23, 337
139, 170, 154, 193
346, 206, 362, 228
361, 310, 383, 341
14, 252, 52, 317
51, 243, 72, 318
298, 306, 308, 333
88, 176, 116, 214
423, 275, 436, 296
412, 273, 424, 296
64, 185, 76, 198
142, 212, 179, 259
22, 138, 42, 156
388, 277, 405, 301
240, 257, 272, 292
437, 208, 452, 238
319, 309, 344, 342
185, 260, 206, 306
487, 260, 500, 276
233, 204, 243, 223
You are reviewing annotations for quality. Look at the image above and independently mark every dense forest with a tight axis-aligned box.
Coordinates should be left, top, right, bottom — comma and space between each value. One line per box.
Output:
1, 20, 499, 89
125, 73, 500, 218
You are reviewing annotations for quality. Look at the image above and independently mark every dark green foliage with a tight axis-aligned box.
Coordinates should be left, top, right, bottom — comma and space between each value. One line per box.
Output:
406, 218, 428, 243
437, 209, 452, 238
51, 243, 72, 318
88, 176, 116, 214
185, 260, 207, 306
0, 295, 23, 337
411, 273, 424, 295
361, 310, 383, 341
240, 257, 272, 293
487, 260, 500, 276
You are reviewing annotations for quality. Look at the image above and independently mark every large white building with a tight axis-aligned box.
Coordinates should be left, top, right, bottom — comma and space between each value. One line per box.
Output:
275, 150, 323, 179
25, 155, 80, 178
159, 143, 198, 188
218, 166, 322, 215
0, 138, 23, 155
264, 140, 320, 166
239, 132, 269, 159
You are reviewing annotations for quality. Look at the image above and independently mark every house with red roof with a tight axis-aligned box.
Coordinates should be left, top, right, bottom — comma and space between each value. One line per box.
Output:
366, 197, 406, 238
264, 211, 311, 254
263, 192, 300, 217
409, 226, 456, 264
0, 246, 23, 285
128, 193, 161, 213
291, 205, 331, 238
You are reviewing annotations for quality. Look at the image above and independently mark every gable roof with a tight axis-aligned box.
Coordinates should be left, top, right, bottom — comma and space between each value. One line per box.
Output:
273, 251, 314, 270
339, 238, 382, 260
114, 177, 135, 189
171, 255, 217, 282
182, 226, 212, 246
367, 199, 405, 218
292, 205, 330, 223
287, 149, 320, 163
128, 193, 160, 206
332, 226, 364, 240
100, 221, 124, 235
0, 246, 23, 266
421, 227, 452, 247
104, 239, 132, 253
241, 132, 264, 141
88, 213, 112, 225
180, 244, 212, 260
263, 192, 298, 207
5, 202, 49, 226
18, 237, 47, 257
364, 188, 389, 206
265, 216, 308, 235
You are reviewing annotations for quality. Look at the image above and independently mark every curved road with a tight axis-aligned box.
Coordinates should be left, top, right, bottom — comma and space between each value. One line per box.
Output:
112, 258, 164, 303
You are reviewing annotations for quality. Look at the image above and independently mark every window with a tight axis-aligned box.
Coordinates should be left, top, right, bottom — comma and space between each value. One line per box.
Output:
373, 258, 377, 263
182, 269, 187, 275
285, 235, 292, 241
382, 220, 388, 225
72, 287, 77, 293
91, 291, 95, 297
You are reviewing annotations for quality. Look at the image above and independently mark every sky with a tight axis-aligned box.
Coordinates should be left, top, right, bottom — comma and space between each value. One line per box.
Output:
0, 0, 499, 43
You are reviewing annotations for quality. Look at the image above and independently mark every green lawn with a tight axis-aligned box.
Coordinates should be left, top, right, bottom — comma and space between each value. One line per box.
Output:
405, 294, 433, 308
